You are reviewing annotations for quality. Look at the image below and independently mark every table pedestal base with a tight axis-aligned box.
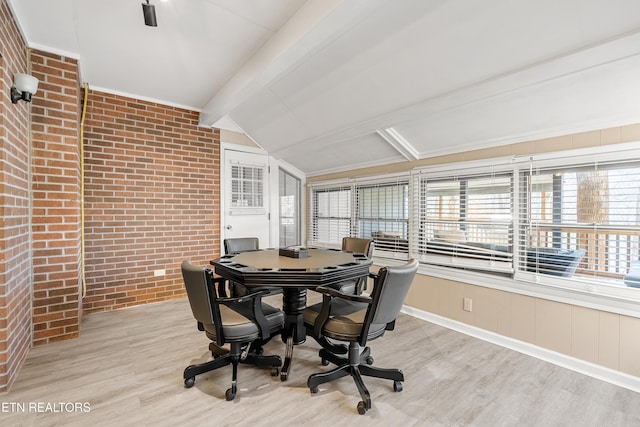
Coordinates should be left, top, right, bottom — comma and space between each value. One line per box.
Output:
280, 288, 306, 381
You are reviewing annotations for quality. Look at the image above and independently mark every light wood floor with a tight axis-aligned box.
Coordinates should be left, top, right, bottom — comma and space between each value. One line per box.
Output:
3, 296, 640, 427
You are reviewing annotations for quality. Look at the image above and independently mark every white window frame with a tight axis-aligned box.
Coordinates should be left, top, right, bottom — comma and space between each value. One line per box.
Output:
413, 143, 640, 313
309, 142, 640, 315
309, 173, 410, 259
414, 165, 515, 274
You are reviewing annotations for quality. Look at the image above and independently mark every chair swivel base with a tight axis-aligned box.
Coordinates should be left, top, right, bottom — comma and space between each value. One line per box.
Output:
307, 345, 404, 415
184, 343, 282, 401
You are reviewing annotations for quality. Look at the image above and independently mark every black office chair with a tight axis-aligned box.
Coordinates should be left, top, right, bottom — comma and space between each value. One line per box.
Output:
304, 258, 418, 414
223, 237, 260, 254
223, 237, 283, 297
181, 261, 284, 401
326, 237, 374, 295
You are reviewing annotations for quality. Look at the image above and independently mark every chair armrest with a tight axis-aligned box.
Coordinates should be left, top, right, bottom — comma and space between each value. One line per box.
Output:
217, 288, 270, 304
218, 289, 271, 339
314, 285, 372, 304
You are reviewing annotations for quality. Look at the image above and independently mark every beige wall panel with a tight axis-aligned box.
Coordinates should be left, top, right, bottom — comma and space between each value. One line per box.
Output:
438, 279, 464, 322
571, 130, 601, 148
619, 315, 640, 377
510, 141, 536, 156
496, 290, 511, 336
601, 127, 621, 145
220, 130, 259, 148
620, 124, 640, 143
598, 311, 620, 370
462, 285, 499, 333
496, 144, 513, 157
535, 299, 572, 355
406, 273, 439, 315
535, 135, 573, 153
508, 293, 536, 344
570, 306, 599, 364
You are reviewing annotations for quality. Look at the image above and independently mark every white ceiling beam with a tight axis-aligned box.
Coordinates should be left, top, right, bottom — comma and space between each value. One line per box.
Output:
198, 0, 388, 127
376, 128, 419, 161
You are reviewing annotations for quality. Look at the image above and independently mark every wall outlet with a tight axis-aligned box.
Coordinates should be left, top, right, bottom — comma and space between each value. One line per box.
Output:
463, 297, 472, 312
154, 269, 166, 277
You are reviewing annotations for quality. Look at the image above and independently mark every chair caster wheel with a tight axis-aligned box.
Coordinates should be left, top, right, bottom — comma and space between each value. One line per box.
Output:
225, 386, 236, 401
321, 358, 329, 366
365, 356, 374, 365
393, 380, 403, 392
270, 367, 279, 376
357, 401, 367, 415
310, 386, 318, 394
184, 377, 195, 388
280, 371, 288, 381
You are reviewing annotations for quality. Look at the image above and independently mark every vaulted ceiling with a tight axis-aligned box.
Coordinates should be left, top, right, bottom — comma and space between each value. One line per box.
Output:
9, 0, 640, 176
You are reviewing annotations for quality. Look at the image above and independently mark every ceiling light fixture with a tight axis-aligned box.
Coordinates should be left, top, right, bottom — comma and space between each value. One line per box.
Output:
142, 0, 157, 27
10, 73, 39, 104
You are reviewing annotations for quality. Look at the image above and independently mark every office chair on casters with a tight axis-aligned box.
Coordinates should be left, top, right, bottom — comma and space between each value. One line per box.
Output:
326, 237, 374, 295
181, 261, 284, 401
303, 258, 418, 415
223, 237, 260, 254
223, 237, 282, 297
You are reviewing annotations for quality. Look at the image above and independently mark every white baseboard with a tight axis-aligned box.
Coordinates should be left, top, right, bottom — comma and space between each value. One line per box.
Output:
401, 305, 640, 393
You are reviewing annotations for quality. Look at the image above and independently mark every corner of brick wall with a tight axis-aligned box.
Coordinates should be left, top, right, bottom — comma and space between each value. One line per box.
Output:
0, 0, 34, 391
29, 50, 82, 345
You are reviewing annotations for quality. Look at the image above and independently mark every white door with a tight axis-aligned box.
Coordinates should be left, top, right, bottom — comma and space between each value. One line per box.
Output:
222, 149, 271, 249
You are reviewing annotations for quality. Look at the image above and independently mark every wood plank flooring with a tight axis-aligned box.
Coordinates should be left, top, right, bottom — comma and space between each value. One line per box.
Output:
2, 296, 640, 426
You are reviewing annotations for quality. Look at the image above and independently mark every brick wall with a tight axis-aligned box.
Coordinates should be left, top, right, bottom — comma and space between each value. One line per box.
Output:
0, 0, 220, 391
29, 50, 82, 345
0, 0, 32, 391
82, 90, 220, 313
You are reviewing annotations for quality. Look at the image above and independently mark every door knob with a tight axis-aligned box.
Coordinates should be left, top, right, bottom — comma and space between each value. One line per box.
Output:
226, 225, 232, 230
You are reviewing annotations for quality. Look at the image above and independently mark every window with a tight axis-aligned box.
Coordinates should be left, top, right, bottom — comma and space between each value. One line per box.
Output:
279, 168, 302, 247
311, 186, 352, 245
230, 165, 263, 208
309, 177, 409, 257
308, 144, 640, 302
416, 171, 514, 273
518, 160, 640, 285
357, 182, 409, 256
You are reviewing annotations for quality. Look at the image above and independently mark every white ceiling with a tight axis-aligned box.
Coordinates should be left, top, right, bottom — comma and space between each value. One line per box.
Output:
9, 0, 640, 176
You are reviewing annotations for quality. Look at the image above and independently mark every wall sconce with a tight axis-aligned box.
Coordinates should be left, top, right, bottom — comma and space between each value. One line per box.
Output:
11, 73, 39, 104
142, 0, 157, 27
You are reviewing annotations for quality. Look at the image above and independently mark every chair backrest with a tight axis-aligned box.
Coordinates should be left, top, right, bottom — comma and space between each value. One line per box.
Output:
361, 258, 418, 345
224, 237, 259, 255
342, 237, 374, 258
181, 260, 224, 344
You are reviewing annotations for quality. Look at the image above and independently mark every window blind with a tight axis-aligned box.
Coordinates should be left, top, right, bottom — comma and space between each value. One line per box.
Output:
356, 180, 409, 259
309, 176, 409, 258
518, 159, 640, 284
416, 170, 514, 273
309, 185, 352, 247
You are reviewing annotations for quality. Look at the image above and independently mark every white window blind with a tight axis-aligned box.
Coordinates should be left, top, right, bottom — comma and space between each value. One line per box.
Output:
416, 170, 514, 273
310, 185, 352, 246
356, 180, 409, 259
230, 164, 264, 208
518, 159, 640, 286
309, 176, 409, 257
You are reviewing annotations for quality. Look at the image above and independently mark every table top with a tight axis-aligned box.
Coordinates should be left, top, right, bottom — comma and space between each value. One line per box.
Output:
211, 248, 371, 287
